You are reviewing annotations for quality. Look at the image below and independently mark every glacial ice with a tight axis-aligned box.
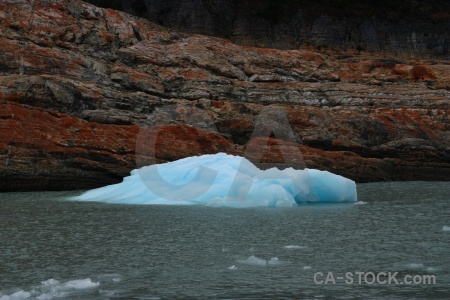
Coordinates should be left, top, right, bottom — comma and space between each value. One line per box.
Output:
72, 153, 357, 207
443, 226, 450, 231
0, 278, 99, 300
0, 291, 31, 300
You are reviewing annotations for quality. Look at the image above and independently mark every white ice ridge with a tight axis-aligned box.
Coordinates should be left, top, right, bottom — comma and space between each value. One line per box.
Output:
72, 153, 357, 207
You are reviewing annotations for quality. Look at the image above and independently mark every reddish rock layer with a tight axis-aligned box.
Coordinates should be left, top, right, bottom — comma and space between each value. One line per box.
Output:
0, 0, 449, 191
0, 102, 237, 190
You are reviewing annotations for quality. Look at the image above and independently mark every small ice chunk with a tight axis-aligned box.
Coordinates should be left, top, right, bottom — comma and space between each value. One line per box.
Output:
237, 255, 267, 266
283, 245, 306, 249
99, 290, 117, 297
236, 255, 283, 266
303, 266, 312, 270
354, 201, 367, 205
228, 265, 238, 270
268, 257, 281, 265
36, 293, 61, 300
0, 291, 31, 300
443, 226, 450, 231
426, 267, 437, 272
41, 279, 60, 286
0, 278, 100, 300
97, 274, 122, 283
63, 278, 99, 289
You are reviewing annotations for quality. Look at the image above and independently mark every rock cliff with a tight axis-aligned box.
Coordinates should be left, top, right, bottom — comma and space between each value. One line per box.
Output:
1, 0, 449, 191
87, 0, 450, 57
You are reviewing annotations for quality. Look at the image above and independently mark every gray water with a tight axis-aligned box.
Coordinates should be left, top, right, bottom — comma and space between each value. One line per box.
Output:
0, 182, 449, 299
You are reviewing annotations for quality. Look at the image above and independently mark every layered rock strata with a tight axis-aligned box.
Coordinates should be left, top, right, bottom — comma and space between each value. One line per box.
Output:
0, 0, 449, 191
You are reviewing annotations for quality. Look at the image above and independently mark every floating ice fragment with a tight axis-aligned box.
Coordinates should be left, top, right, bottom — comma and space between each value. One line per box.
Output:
71, 153, 357, 207
97, 274, 123, 283
41, 278, 99, 290
268, 257, 281, 265
36, 293, 60, 300
237, 255, 284, 266
99, 290, 117, 298
237, 255, 267, 266
283, 245, 306, 249
303, 266, 312, 270
228, 265, 238, 270
0, 291, 31, 300
354, 201, 367, 205
0, 278, 100, 300
41, 279, 60, 286
443, 226, 450, 231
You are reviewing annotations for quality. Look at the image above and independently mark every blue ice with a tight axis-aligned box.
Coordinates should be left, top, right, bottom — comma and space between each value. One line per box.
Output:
71, 153, 357, 207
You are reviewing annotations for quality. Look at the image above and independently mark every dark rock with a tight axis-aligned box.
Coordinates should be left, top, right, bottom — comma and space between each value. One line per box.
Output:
86, 0, 450, 58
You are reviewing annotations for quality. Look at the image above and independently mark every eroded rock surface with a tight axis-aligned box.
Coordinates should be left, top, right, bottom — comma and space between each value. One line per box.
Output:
86, 0, 450, 57
0, 0, 449, 191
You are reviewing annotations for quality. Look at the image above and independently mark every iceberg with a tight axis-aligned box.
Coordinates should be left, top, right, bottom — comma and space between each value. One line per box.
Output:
71, 153, 357, 207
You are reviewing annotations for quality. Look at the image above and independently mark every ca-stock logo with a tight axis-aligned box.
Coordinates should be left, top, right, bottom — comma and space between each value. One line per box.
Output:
314, 272, 436, 285
135, 104, 309, 202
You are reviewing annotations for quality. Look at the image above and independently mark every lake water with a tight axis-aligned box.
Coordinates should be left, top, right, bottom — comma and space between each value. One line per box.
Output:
0, 182, 449, 299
